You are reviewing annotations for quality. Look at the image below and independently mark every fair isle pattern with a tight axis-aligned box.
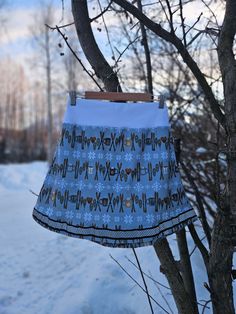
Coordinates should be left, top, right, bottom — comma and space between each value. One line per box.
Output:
32, 123, 197, 248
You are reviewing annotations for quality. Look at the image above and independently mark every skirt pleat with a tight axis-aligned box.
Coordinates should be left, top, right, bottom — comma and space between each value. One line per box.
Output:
32, 96, 197, 248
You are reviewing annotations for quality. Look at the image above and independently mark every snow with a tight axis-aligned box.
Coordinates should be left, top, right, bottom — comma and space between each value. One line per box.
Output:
196, 147, 207, 154
0, 162, 229, 314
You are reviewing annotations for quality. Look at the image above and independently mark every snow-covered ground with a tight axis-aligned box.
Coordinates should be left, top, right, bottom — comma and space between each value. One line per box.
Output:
0, 162, 229, 314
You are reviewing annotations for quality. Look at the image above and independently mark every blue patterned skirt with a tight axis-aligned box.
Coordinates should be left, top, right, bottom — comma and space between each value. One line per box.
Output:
32, 95, 197, 248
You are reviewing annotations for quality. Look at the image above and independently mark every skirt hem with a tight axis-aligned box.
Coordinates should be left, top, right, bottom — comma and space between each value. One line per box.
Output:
32, 208, 198, 248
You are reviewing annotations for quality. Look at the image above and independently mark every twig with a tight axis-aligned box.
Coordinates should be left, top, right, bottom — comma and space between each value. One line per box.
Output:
201, 300, 212, 314
148, 270, 174, 314
179, 0, 187, 47
188, 223, 209, 268
181, 161, 212, 246
185, 12, 203, 38
125, 255, 171, 290
165, 0, 175, 34
189, 235, 207, 257
132, 248, 154, 314
29, 189, 39, 197
46, 22, 74, 30
97, 0, 116, 62
54, 25, 103, 91
109, 254, 170, 314
114, 35, 141, 68
90, 0, 113, 23
137, 0, 153, 94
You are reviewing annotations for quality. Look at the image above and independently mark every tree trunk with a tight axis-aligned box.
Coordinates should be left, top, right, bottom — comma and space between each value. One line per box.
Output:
176, 229, 199, 314
71, 0, 121, 92
208, 212, 235, 314
209, 1, 236, 312
153, 238, 196, 314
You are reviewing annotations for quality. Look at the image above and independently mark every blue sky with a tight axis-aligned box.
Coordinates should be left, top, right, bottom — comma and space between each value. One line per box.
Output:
1, 0, 68, 65
8, 0, 63, 9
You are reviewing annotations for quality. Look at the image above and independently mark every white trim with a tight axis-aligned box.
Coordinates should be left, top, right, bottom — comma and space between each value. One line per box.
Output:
63, 96, 169, 128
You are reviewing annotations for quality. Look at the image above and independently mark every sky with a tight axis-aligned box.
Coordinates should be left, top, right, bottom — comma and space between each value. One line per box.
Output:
1, 0, 71, 65
2, 0, 224, 59
0, 0, 225, 90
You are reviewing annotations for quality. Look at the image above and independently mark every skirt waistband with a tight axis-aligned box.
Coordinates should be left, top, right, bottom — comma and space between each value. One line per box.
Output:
63, 95, 169, 128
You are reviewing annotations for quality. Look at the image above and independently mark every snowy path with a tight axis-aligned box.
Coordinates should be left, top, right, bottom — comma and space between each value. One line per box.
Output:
0, 162, 213, 314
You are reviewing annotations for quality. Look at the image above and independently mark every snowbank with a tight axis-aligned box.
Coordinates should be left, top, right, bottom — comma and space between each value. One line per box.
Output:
0, 162, 212, 314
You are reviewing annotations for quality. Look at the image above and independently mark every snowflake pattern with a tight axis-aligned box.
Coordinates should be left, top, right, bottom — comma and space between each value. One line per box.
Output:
76, 213, 82, 220
152, 181, 161, 191
124, 153, 133, 161
143, 152, 151, 161
113, 182, 123, 193
88, 151, 96, 160
134, 182, 143, 192
76, 180, 86, 190
103, 214, 111, 224
58, 179, 67, 189
95, 182, 104, 192
65, 211, 74, 219
35, 122, 194, 247
73, 150, 81, 159
146, 214, 155, 224
105, 152, 113, 161
124, 214, 133, 224
161, 152, 168, 160
84, 212, 92, 222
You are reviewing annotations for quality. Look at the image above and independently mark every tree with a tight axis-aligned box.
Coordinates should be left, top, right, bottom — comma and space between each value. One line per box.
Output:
55, 1, 236, 313
30, 0, 59, 163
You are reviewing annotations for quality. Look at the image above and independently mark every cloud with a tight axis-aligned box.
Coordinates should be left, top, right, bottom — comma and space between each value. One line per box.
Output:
1, 8, 34, 45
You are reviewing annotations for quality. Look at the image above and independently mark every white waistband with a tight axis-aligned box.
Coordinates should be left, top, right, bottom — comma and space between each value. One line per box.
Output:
63, 95, 169, 128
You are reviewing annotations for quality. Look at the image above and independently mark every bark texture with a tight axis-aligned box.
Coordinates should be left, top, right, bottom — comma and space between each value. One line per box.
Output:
71, 0, 121, 92
153, 238, 196, 314
208, 212, 235, 314
218, 0, 236, 222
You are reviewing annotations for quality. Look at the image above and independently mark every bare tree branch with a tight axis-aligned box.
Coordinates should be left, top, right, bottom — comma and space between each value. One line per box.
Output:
55, 25, 103, 90
90, 0, 113, 23
72, 0, 121, 91
109, 254, 171, 313
112, 0, 226, 128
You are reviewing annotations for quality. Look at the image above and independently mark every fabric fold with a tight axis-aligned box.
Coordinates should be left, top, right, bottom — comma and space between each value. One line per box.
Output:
32, 94, 197, 248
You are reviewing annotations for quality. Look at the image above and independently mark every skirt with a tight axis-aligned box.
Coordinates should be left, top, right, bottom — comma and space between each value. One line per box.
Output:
32, 94, 198, 248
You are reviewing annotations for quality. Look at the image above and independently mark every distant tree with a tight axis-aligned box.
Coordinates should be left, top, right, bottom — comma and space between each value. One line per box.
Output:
30, 0, 59, 163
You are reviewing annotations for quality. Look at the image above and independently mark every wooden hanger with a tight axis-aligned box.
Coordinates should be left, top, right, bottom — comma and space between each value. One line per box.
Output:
69, 91, 165, 108
85, 91, 152, 102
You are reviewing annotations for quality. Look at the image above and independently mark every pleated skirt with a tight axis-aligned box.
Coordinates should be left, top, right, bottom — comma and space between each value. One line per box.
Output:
32, 94, 197, 248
